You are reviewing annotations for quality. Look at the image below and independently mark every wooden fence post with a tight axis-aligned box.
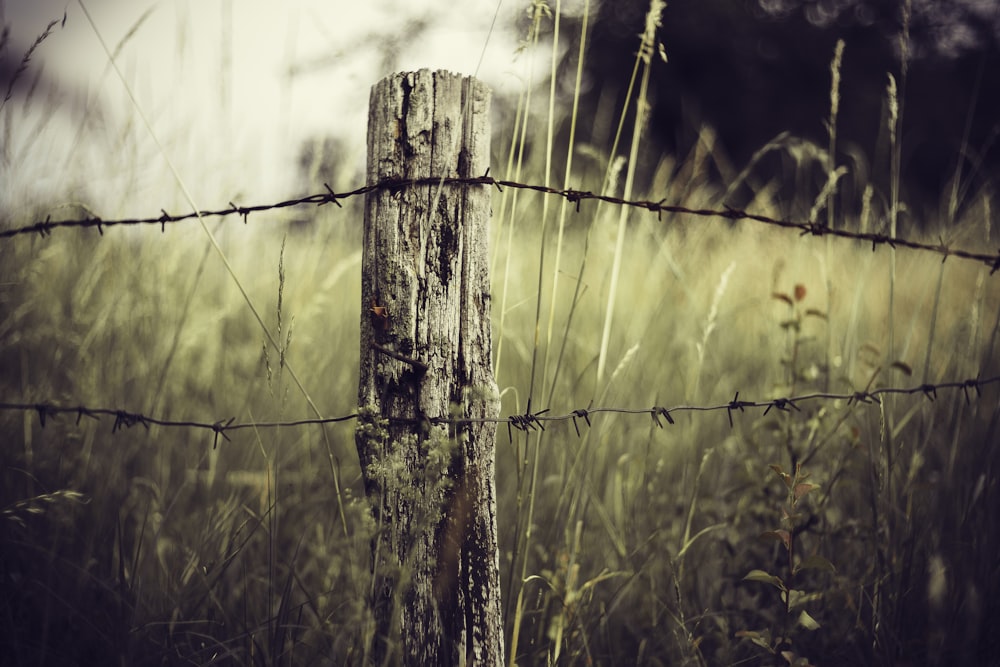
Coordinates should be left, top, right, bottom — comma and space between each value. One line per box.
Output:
356, 69, 502, 666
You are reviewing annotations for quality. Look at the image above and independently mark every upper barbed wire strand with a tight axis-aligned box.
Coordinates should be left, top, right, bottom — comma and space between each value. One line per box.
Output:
2, 175, 998, 273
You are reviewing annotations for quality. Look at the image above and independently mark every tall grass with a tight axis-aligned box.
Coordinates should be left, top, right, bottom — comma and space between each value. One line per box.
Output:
2, 2, 999, 666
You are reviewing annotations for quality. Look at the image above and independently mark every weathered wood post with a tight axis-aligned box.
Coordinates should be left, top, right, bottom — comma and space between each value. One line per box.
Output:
356, 69, 502, 666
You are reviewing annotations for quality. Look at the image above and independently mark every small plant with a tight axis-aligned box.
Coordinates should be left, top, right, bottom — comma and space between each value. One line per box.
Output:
771, 282, 828, 396
735, 280, 840, 664
737, 462, 835, 666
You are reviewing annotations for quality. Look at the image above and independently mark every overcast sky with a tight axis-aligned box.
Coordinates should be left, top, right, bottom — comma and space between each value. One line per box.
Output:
3, 1, 547, 219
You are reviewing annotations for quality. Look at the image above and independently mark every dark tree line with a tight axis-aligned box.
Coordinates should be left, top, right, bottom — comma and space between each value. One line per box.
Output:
561, 0, 1000, 221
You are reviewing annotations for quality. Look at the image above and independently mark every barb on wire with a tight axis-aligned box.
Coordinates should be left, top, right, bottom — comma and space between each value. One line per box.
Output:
1, 374, 996, 442
506, 407, 550, 441
3, 175, 998, 272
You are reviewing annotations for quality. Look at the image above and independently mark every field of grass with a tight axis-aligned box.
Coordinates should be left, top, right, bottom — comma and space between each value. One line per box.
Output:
2, 2, 999, 666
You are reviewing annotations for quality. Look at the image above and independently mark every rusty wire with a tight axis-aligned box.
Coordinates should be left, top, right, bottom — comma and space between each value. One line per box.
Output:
2, 175, 998, 272
1, 374, 996, 448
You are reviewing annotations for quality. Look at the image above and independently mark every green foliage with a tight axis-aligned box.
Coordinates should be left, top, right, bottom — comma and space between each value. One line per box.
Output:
738, 462, 834, 665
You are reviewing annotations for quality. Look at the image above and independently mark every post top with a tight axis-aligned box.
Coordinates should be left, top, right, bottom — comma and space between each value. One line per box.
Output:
374, 69, 486, 89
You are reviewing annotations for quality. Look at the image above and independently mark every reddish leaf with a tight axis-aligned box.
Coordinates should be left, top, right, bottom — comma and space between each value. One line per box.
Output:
793, 482, 819, 503
770, 464, 792, 488
761, 530, 792, 551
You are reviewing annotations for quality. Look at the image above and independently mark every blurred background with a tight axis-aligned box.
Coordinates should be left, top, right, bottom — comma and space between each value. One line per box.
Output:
1, 0, 547, 217
4, 0, 998, 222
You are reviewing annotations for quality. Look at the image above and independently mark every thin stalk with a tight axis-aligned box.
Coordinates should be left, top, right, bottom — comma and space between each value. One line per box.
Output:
506, 5, 551, 662
596, 0, 664, 386
543, 0, 590, 408
491, 86, 526, 378
825, 39, 844, 393
526, 0, 560, 408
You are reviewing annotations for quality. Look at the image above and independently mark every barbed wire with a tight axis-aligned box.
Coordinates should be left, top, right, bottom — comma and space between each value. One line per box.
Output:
3, 174, 998, 272
2, 374, 995, 449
